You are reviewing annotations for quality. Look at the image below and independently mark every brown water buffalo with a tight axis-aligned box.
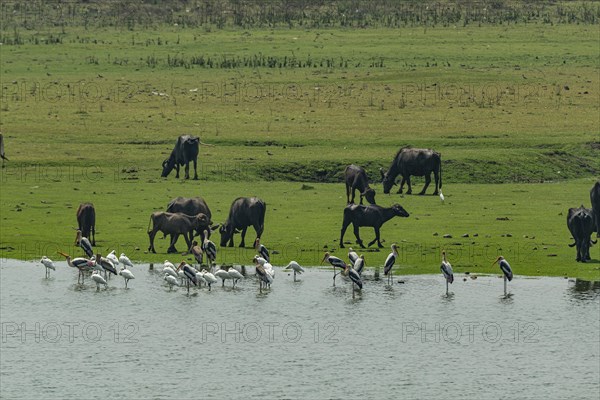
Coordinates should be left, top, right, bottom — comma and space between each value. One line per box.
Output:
220, 197, 266, 248
340, 203, 410, 248
161, 135, 199, 180
380, 147, 442, 195
166, 196, 212, 240
148, 212, 210, 253
345, 164, 376, 205
567, 206, 597, 262
591, 180, 600, 237
76, 203, 96, 245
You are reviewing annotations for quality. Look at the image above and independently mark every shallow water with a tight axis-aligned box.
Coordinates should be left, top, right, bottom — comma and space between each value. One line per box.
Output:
1, 259, 599, 399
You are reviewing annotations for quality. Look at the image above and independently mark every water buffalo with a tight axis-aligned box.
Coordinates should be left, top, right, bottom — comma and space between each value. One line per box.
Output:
340, 203, 410, 248
567, 206, 597, 262
591, 181, 600, 237
0, 133, 7, 168
148, 212, 210, 253
220, 197, 266, 248
166, 196, 212, 240
76, 203, 96, 246
380, 147, 442, 195
345, 164, 376, 205
161, 135, 199, 180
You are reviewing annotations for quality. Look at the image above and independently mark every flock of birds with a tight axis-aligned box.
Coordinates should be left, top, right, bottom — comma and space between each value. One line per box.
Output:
39, 230, 514, 297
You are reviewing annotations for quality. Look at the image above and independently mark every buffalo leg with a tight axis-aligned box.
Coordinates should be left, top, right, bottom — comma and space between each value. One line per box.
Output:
148, 230, 157, 253
346, 184, 351, 204
405, 176, 413, 194
397, 177, 405, 194
91, 224, 96, 246
367, 227, 383, 247
183, 231, 193, 252
192, 158, 198, 180
175, 164, 180, 179
352, 224, 365, 248
239, 227, 248, 247
339, 219, 351, 248
184, 161, 190, 180
419, 173, 431, 195
433, 169, 440, 195
167, 234, 179, 253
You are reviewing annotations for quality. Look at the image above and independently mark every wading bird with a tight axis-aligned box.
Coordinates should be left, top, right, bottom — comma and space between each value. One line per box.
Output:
119, 267, 135, 288
322, 252, 347, 287
383, 244, 399, 285
177, 261, 198, 293
58, 251, 93, 284
214, 267, 232, 287
253, 257, 273, 293
440, 251, 454, 295
75, 230, 94, 258
40, 256, 56, 278
228, 267, 244, 288
493, 256, 513, 297
254, 238, 270, 262
202, 230, 217, 270
163, 260, 178, 279
194, 270, 207, 287
348, 248, 359, 265
119, 253, 134, 269
189, 241, 203, 265
106, 250, 120, 267
283, 261, 304, 282
95, 254, 117, 280
345, 263, 363, 298
164, 273, 180, 290
354, 255, 365, 276
91, 270, 107, 290
201, 269, 218, 291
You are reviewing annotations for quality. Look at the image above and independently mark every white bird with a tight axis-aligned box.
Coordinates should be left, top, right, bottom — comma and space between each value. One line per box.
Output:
347, 248, 359, 265
228, 267, 244, 288
254, 258, 273, 293
119, 267, 135, 288
195, 270, 207, 287
106, 250, 120, 267
254, 237, 270, 262
119, 253, 134, 269
263, 262, 275, 282
91, 270, 107, 290
493, 256, 513, 297
95, 254, 117, 280
201, 269, 218, 291
284, 261, 304, 282
322, 252, 347, 287
354, 255, 365, 276
383, 244, 399, 285
440, 251, 454, 295
214, 268, 232, 287
163, 260, 179, 279
40, 256, 56, 278
439, 191, 445, 203
164, 273, 180, 290
202, 230, 217, 269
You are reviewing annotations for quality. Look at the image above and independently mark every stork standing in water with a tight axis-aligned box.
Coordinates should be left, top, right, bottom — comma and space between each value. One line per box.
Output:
214, 267, 232, 287
254, 238, 270, 263
348, 248, 359, 265
493, 256, 513, 297
119, 267, 135, 288
177, 261, 198, 294
201, 269, 218, 291
75, 230, 94, 258
164, 273, 180, 290
119, 253, 134, 269
383, 244, 399, 285
202, 230, 217, 271
345, 262, 363, 299
95, 253, 117, 280
253, 257, 273, 293
106, 250, 120, 268
58, 251, 93, 284
40, 256, 56, 278
322, 252, 347, 287
163, 260, 178, 279
189, 241, 204, 266
440, 251, 454, 295
354, 255, 365, 276
91, 270, 107, 290
228, 267, 244, 288
283, 261, 304, 282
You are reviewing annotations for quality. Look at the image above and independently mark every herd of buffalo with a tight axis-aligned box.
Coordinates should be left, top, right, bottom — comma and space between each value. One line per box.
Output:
69, 135, 600, 264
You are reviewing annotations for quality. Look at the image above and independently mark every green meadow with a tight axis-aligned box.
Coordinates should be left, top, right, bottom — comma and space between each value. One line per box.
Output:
0, 3, 598, 279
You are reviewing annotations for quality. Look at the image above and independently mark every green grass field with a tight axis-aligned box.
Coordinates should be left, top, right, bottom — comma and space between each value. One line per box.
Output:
0, 8, 599, 279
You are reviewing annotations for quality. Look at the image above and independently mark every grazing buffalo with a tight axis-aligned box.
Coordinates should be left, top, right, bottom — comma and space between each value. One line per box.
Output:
220, 197, 266, 248
148, 212, 210, 253
166, 196, 212, 240
380, 147, 442, 195
591, 181, 600, 237
76, 203, 96, 245
345, 164, 376, 205
0, 133, 7, 168
161, 135, 200, 180
567, 206, 597, 262
340, 203, 410, 248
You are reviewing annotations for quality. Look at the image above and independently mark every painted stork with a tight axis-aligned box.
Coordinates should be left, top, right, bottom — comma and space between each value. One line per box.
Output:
164, 274, 180, 290
119, 253, 134, 269
348, 248, 359, 265
322, 252, 347, 287
95, 254, 117, 280
354, 255, 365, 276
440, 251, 454, 295
189, 241, 204, 265
228, 267, 244, 288
345, 263, 363, 298
75, 230, 94, 258
202, 230, 217, 270
58, 251, 93, 284
177, 261, 198, 293
254, 237, 270, 263
383, 243, 399, 285
106, 250, 120, 267
91, 270, 107, 290
254, 258, 273, 293
283, 261, 304, 282
493, 256, 513, 297
40, 256, 56, 278
119, 267, 135, 288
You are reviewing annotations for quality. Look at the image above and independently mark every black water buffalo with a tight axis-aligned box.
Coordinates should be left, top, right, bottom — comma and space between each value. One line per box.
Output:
567, 206, 597, 262
380, 147, 442, 195
148, 212, 210, 253
0, 133, 7, 168
76, 203, 96, 245
220, 197, 266, 248
166, 196, 212, 240
161, 135, 199, 180
340, 203, 410, 248
591, 181, 600, 237
345, 164, 376, 205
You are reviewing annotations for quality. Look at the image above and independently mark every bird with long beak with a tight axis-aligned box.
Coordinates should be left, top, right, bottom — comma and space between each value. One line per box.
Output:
254, 237, 270, 263
493, 256, 513, 297
91, 270, 108, 290
40, 256, 56, 278
95, 253, 117, 280
440, 251, 454, 295
164, 274, 180, 290
344, 263, 363, 299
202, 230, 217, 270
177, 261, 198, 294
353, 255, 365, 276
283, 261, 304, 282
119, 253, 134, 269
189, 241, 204, 265
253, 256, 273, 293
322, 252, 347, 287
58, 251, 93, 284
75, 230, 94, 258
119, 267, 135, 288
228, 267, 244, 288
383, 244, 399, 285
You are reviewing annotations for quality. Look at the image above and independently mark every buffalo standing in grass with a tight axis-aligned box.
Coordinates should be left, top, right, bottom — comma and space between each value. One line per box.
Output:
591, 180, 600, 237
380, 147, 442, 195
161, 135, 199, 180
148, 212, 210, 253
220, 197, 266, 248
345, 164, 376, 205
340, 203, 410, 248
567, 206, 597, 262
76, 203, 96, 246
166, 196, 212, 241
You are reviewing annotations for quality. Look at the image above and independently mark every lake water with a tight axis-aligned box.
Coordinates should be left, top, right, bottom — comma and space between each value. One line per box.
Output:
1, 259, 599, 399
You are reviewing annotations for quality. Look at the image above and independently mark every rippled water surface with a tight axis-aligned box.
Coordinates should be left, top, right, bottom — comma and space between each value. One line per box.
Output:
1, 260, 599, 399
